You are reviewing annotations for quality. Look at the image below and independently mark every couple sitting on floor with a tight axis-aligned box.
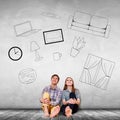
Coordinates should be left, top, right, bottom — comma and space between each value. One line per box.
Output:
40, 74, 81, 118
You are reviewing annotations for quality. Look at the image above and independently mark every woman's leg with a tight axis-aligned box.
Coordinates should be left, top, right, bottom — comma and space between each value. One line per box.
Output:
69, 92, 77, 99
72, 104, 79, 114
69, 92, 79, 114
65, 106, 72, 118
61, 105, 68, 115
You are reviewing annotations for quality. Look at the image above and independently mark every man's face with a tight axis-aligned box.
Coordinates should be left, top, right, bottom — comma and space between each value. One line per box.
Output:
51, 76, 59, 85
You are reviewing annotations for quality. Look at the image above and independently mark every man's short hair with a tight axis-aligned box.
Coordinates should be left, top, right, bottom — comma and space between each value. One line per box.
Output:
51, 74, 60, 81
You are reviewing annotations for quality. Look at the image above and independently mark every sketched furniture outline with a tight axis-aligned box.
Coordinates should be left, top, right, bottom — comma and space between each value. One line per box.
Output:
79, 54, 115, 90
43, 29, 64, 45
14, 21, 41, 37
70, 36, 86, 57
18, 68, 37, 84
30, 41, 43, 62
68, 11, 111, 38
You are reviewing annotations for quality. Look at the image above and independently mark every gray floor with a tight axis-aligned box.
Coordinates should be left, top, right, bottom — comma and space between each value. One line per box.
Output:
0, 109, 120, 120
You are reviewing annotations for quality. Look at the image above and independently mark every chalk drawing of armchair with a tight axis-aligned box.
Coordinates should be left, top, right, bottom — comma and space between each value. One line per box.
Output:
68, 11, 111, 38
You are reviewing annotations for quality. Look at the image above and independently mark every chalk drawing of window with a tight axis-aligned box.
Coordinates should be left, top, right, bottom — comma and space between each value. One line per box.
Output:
80, 54, 115, 90
30, 41, 43, 62
43, 29, 64, 45
68, 11, 111, 38
70, 37, 86, 57
14, 21, 41, 37
18, 68, 37, 84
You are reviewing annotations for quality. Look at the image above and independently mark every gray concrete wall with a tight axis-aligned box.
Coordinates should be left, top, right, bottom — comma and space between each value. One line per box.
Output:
0, 0, 120, 109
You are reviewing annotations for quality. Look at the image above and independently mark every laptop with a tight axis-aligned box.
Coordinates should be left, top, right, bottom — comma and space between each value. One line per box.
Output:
14, 21, 41, 37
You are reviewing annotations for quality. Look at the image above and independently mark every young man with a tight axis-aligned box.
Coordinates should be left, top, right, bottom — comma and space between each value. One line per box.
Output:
40, 74, 62, 118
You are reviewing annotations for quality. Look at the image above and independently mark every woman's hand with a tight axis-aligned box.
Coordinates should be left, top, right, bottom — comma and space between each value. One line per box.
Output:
67, 98, 76, 104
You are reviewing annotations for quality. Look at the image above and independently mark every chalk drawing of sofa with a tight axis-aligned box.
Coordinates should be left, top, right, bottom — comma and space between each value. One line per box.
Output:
68, 11, 111, 38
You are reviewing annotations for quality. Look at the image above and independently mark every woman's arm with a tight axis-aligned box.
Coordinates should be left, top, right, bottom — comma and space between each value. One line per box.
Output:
62, 99, 69, 105
75, 98, 80, 105
75, 89, 81, 105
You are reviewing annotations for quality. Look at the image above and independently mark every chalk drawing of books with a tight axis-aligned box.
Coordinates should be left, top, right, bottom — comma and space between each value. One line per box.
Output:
80, 54, 115, 90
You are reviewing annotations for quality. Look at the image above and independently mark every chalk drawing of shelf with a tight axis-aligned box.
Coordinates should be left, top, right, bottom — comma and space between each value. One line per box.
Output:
40, 11, 61, 19
70, 36, 86, 57
18, 68, 37, 84
68, 11, 111, 38
30, 41, 43, 62
14, 21, 41, 37
79, 54, 115, 90
43, 29, 64, 45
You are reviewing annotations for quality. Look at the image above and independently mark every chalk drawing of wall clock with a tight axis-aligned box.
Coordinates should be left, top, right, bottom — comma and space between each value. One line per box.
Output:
8, 46, 23, 61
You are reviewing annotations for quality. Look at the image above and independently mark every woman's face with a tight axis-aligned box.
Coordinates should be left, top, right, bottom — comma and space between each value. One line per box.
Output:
65, 77, 73, 86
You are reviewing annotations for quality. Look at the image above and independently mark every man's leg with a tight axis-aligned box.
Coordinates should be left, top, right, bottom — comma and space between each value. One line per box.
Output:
49, 105, 60, 118
42, 92, 51, 117
42, 104, 50, 117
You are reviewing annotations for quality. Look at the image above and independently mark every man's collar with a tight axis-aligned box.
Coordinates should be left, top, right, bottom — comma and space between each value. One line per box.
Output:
50, 85, 57, 90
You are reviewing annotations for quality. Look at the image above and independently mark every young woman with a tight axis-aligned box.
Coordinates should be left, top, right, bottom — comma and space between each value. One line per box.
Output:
61, 77, 81, 117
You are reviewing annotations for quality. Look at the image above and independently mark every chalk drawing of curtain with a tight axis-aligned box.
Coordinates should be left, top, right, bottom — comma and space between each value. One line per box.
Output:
95, 59, 115, 89
80, 54, 115, 90
80, 54, 101, 85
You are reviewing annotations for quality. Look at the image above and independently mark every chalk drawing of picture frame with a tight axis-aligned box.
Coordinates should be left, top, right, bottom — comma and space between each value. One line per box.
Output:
43, 29, 64, 45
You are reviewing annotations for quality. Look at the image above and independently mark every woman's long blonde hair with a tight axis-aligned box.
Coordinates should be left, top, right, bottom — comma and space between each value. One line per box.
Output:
63, 77, 76, 93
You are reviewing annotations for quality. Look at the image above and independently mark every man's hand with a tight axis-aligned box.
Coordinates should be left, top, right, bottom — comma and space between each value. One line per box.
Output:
44, 98, 50, 104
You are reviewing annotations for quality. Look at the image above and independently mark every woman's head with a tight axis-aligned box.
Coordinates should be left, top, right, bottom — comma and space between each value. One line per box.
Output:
63, 77, 75, 93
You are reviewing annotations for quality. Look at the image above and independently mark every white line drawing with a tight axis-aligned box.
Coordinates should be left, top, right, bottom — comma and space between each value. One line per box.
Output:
40, 11, 61, 19
30, 41, 43, 62
18, 68, 37, 84
14, 21, 41, 37
68, 11, 111, 38
70, 36, 86, 57
79, 54, 115, 90
43, 29, 64, 45
53, 52, 62, 61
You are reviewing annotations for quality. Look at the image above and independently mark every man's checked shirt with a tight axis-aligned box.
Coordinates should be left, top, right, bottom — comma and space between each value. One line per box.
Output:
41, 85, 62, 106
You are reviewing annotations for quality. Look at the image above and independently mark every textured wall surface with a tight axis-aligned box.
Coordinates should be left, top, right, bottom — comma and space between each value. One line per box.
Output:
0, 0, 120, 109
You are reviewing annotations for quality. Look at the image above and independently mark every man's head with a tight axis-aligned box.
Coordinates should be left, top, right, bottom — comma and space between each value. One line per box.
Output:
51, 74, 60, 86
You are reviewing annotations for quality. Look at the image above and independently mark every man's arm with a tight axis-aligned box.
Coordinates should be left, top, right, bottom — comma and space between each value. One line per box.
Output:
39, 86, 48, 103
